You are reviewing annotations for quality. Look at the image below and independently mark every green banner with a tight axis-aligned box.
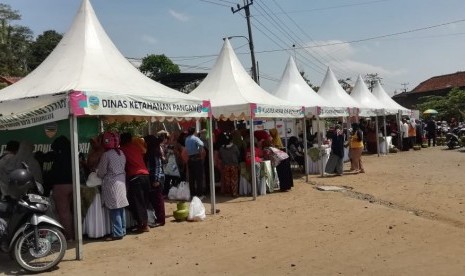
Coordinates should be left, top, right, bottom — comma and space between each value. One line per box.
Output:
0, 118, 100, 155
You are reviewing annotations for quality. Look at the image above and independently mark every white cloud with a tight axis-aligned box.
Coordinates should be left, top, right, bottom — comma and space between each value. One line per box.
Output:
302, 40, 405, 78
169, 9, 190, 22
141, 34, 157, 45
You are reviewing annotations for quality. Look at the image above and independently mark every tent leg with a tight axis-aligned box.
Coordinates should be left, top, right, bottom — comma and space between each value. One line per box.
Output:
375, 116, 380, 157
303, 117, 308, 182
383, 115, 388, 155
317, 116, 323, 177
70, 115, 83, 260
208, 116, 216, 215
249, 118, 257, 200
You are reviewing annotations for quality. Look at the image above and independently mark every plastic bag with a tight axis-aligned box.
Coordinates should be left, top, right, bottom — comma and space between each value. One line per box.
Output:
187, 196, 206, 221
164, 154, 180, 177
86, 171, 102, 187
147, 208, 157, 227
176, 181, 190, 201
168, 186, 178, 200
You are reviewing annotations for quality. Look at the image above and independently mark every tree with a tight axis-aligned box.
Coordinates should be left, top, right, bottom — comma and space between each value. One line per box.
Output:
338, 78, 352, 93
0, 3, 33, 76
364, 73, 382, 91
416, 88, 465, 121
300, 71, 319, 91
139, 54, 180, 80
28, 30, 62, 71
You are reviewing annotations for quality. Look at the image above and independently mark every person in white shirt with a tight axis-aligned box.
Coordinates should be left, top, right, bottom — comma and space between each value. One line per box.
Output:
401, 118, 410, 151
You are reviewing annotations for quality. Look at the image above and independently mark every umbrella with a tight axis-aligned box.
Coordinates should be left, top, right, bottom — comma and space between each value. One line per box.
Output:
423, 109, 438, 114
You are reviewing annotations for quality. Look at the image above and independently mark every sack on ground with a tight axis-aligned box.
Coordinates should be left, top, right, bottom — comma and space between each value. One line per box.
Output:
86, 171, 102, 187
187, 196, 206, 221
176, 181, 190, 201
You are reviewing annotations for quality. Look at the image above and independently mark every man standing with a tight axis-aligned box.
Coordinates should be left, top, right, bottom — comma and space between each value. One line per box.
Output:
426, 118, 437, 147
185, 127, 204, 198
401, 118, 410, 151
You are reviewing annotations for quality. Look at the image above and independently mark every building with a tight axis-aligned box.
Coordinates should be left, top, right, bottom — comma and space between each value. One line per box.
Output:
392, 71, 465, 109
0, 76, 22, 88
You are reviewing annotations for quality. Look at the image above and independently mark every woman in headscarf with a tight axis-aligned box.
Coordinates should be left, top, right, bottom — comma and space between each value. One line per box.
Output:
97, 131, 129, 240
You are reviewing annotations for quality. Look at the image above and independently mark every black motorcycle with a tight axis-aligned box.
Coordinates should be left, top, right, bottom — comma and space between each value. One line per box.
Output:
446, 132, 460, 149
0, 163, 67, 273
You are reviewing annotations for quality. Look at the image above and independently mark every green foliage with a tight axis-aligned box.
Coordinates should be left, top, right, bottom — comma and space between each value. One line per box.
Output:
364, 73, 382, 91
28, 30, 62, 71
416, 87, 465, 121
139, 54, 180, 80
299, 71, 319, 91
103, 120, 148, 137
0, 3, 33, 76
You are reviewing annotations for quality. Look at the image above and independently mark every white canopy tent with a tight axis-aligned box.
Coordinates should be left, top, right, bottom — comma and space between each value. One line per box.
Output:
190, 39, 304, 120
350, 75, 386, 117
190, 39, 304, 199
272, 56, 337, 116
372, 80, 411, 116
350, 76, 388, 156
272, 56, 341, 181
317, 67, 361, 118
0, 0, 210, 259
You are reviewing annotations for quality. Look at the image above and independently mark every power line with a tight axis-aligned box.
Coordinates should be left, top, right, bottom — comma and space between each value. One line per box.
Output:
271, 0, 392, 15
255, 18, 465, 54
197, 0, 230, 8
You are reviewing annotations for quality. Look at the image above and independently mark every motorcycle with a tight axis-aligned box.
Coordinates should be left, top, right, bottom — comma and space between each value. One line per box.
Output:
446, 132, 461, 149
0, 163, 67, 273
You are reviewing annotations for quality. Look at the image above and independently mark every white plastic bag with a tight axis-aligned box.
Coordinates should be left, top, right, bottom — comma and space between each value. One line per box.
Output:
86, 171, 102, 187
168, 186, 178, 200
147, 208, 157, 227
176, 181, 191, 201
187, 196, 206, 221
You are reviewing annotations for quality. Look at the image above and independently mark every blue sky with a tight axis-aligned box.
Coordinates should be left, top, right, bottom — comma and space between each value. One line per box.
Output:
3, 0, 465, 95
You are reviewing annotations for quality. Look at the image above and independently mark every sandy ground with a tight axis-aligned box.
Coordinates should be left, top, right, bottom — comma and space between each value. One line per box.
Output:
1, 146, 465, 275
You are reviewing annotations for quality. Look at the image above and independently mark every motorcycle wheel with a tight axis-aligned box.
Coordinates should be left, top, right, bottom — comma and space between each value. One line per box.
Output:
13, 226, 67, 273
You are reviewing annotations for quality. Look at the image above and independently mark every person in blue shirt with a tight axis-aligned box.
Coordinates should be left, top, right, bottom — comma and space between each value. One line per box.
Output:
185, 127, 204, 197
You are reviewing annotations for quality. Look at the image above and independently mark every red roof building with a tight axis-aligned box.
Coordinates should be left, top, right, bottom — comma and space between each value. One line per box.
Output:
393, 71, 465, 109
0, 76, 22, 86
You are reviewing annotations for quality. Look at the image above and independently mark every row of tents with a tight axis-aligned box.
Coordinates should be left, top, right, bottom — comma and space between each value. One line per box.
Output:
0, 0, 410, 259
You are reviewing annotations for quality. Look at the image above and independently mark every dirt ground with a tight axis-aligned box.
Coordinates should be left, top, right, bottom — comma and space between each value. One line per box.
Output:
1, 146, 465, 275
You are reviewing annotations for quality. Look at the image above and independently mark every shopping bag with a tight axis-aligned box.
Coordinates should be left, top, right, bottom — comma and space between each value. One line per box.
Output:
187, 196, 206, 221
168, 186, 178, 200
86, 171, 102, 187
176, 181, 191, 201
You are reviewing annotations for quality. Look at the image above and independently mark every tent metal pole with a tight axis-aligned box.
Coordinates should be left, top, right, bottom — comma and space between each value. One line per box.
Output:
303, 116, 308, 182
284, 120, 288, 151
316, 116, 323, 176
208, 116, 216, 215
69, 115, 83, 260
397, 111, 402, 150
249, 117, 257, 200
383, 114, 388, 155
375, 115, 380, 157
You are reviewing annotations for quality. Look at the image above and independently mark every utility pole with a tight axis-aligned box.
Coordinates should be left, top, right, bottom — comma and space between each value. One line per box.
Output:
231, 0, 258, 84
401, 82, 409, 93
